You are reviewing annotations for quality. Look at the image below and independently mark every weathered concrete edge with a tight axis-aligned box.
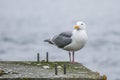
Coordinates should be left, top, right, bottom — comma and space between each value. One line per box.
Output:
0, 78, 103, 80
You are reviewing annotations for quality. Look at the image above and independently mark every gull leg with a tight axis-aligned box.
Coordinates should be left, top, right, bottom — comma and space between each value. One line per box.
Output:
71, 51, 78, 64
72, 51, 75, 63
69, 51, 71, 63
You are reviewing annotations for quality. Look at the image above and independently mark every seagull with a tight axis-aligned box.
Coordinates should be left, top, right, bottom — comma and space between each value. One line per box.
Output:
44, 21, 88, 64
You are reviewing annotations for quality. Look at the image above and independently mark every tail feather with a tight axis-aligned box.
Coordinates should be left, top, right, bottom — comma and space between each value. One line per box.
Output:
44, 39, 53, 44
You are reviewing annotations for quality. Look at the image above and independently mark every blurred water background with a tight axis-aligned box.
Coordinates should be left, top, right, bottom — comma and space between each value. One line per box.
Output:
0, 0, 120, 80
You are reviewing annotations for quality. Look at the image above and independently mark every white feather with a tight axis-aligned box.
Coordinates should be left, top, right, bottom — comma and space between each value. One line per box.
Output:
64, 29, 88, 51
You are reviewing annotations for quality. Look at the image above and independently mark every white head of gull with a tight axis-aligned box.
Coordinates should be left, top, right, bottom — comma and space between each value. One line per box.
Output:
44, 21, 88, 64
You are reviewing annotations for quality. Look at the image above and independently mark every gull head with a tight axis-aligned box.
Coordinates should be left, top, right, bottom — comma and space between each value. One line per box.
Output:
74, 21, 86, 30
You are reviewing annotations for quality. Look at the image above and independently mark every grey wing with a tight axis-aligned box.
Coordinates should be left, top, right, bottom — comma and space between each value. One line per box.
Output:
52, 31, 72, 48
59, 31, 72, 37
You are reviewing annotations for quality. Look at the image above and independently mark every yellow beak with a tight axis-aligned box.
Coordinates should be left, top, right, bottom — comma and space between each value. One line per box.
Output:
74, 25, 80, 29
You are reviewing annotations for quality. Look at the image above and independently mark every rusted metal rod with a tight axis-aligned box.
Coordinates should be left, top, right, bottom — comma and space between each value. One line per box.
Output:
63, 64, 66, 74
37, 53, 40, 63
55, 64, 58, 75
46, 52, 49, 62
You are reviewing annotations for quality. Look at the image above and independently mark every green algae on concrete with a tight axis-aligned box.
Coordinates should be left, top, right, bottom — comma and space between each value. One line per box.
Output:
0, 61, 105, 80
0, 69, 5, 76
